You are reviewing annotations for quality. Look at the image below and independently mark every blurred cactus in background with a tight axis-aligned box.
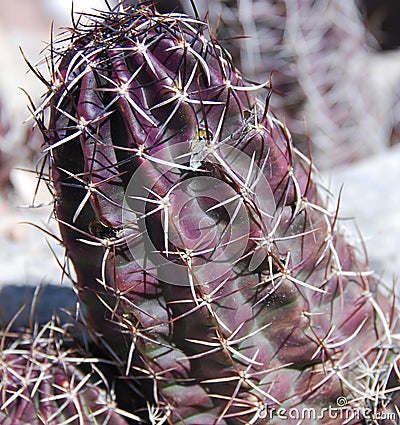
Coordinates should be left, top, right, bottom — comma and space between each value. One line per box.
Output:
182, 0, 400, 167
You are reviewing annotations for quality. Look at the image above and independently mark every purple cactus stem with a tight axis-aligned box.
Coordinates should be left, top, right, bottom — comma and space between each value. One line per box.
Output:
31, 2, 400, 423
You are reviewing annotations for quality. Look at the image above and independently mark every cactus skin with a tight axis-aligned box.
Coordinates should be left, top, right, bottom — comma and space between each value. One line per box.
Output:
33, 2, 400, 424
0, 314, 137, 425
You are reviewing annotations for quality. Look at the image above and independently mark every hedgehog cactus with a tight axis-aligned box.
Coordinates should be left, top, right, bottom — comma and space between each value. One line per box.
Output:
0, 315, 136, 424
32, 2, 400, 424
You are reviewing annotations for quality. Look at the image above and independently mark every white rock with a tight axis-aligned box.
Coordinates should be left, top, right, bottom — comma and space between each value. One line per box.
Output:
324, 145, 400, 283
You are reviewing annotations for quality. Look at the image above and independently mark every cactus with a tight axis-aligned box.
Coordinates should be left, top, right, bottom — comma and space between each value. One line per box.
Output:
184, 0, 400, 167
0, 311, 138, 424
31, 2, 400, 424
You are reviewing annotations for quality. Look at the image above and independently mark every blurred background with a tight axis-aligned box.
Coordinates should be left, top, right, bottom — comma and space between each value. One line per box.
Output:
0, 0, 399, 324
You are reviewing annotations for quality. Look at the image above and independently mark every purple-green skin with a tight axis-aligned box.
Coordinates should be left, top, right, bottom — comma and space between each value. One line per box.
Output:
39, 4, 398, 424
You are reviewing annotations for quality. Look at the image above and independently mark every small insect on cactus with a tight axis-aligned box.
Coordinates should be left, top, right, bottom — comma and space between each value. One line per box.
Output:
30, 1, 400, 423
0, 311, 138, 424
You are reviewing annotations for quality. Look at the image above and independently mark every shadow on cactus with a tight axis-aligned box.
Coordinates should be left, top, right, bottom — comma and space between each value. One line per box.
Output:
26, 0, 400, 423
